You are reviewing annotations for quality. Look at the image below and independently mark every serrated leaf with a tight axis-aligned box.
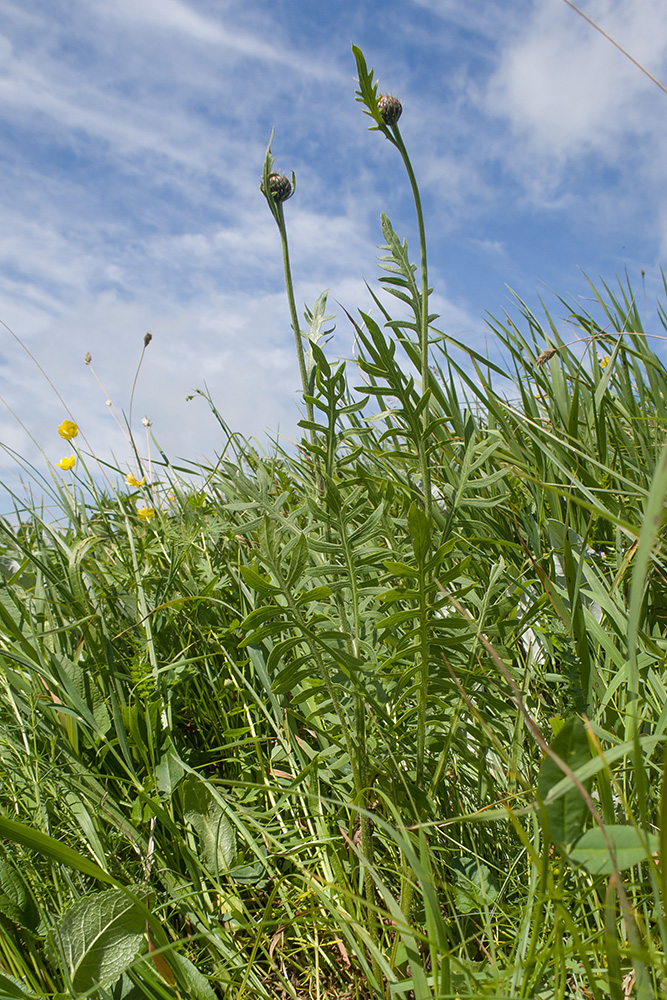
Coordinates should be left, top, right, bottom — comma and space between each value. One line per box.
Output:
569, 825, 659, 875
183, 777, 236, 876
48, 889, 146, 992
286, 533, 309, 589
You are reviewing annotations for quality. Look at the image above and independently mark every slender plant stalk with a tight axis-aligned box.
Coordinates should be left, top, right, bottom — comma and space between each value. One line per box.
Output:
260, 139, 316, 451
275, 202, 313, 428
387, 123, 433, 520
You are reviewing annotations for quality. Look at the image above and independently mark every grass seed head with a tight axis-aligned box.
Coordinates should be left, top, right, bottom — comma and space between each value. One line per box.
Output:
378, 94, 402, 126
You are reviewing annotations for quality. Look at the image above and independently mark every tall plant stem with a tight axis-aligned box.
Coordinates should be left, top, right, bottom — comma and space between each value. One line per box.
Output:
389, 125, 433, 795
416, 563, 429, 789
389, 124, 432, 521
273, 202, 316, 447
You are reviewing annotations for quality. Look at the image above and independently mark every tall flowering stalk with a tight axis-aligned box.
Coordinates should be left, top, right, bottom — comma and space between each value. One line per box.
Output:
260, 138, 315, 443
352, 46, 433, 522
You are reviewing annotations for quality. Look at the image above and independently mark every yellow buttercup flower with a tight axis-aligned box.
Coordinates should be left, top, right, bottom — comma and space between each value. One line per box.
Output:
126, 473, 146, 488
137, 507, 156, 522
599, 355, 610, 369
58, 420, 78, 440
56, 456, 75, 470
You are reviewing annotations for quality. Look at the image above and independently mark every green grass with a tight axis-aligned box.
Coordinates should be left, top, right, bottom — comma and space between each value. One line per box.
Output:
0, 45, 666, 1000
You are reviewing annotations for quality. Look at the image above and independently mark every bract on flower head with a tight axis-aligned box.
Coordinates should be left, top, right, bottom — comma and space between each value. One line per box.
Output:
377, 94, 402, 126
126, 473, 146, 488
56, 456, 75, 470
137, 507, 156, 522
58, 420, 78, 441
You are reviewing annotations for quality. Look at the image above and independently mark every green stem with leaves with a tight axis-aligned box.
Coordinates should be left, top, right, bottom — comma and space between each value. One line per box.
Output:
352, 44, 433, 522
387, 123, 432, 520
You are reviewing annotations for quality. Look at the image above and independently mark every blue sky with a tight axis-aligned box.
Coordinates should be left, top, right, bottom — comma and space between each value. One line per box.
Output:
1, 0, 667, 500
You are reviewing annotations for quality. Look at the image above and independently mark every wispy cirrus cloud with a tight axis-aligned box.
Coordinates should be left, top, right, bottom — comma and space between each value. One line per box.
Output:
485, 0, 667, 164
1, 0, 666, 507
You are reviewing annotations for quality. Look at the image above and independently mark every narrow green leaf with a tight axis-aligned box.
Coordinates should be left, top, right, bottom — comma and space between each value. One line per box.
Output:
0, 813, 115, 885
239, 565, 281, 594
408, 501, 431, 563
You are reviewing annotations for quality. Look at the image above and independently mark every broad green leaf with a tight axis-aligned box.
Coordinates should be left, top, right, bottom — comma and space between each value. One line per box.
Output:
450, 857, 498, 914
168, 951, 217, 1000
569, 825, 659, 875
296, 584, 331, 604
48, 889, 146, 992
183, 777, 236, 876
0, 859, 38, 930
537, 716, 591, 846
155, 746, 186, 795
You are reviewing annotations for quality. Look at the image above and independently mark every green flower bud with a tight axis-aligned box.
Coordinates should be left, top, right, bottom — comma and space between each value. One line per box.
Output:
262, 172, 293, 203
378, 94, 402, 126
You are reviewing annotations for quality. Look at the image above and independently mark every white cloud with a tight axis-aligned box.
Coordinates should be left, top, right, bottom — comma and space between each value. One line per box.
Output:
101, 0, 345, 79
486, 0, 667, 163
411, 0, 525, 43
2, 0, 666, 507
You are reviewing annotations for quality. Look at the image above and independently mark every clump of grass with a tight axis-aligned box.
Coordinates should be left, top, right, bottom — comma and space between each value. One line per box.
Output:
0, 45, 666, 1000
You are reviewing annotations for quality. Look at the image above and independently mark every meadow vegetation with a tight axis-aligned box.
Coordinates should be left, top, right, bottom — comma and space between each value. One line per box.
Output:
0, 47, 666, 1000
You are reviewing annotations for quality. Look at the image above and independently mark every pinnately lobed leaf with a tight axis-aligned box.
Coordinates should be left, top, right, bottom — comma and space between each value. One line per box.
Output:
48, 888, 146, 992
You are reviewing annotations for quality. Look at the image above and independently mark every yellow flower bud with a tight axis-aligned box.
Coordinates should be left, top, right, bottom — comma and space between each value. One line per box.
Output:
137, 507, 156, 522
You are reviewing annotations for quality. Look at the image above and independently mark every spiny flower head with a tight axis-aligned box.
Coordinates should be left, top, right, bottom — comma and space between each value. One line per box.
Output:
58, 420, 78, 441
377, 94, 402, 126
56, 456, 75, 470
262, 172, 293, 203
